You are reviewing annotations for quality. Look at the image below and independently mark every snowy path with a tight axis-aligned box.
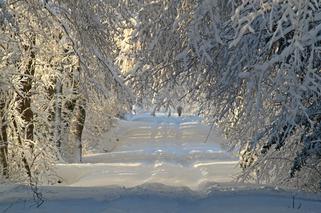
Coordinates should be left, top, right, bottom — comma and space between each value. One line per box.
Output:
1, 113, 321, 212
56, 113, 239, 189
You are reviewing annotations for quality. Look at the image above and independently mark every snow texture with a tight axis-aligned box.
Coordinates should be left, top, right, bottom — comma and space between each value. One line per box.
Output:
0, 113, 320, 212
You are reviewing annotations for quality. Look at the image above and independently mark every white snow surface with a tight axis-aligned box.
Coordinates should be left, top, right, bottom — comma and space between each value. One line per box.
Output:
1, 113, 321, 212
56, 113, 239, 189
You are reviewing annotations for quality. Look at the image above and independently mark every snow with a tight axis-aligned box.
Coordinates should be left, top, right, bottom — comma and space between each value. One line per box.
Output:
1, 184, 321, 213
1, 113, 321, 212
55, 112, 238, 189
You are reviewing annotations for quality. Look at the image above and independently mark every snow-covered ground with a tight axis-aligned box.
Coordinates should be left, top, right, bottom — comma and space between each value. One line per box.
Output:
56, 113, 239, 189
1, 184, 321, 213
0, 113, 321, 212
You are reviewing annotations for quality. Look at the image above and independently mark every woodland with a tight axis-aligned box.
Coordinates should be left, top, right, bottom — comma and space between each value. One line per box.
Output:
0, 0, 321, 194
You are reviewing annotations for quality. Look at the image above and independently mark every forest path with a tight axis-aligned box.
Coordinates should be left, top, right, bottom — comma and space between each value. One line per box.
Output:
1, 113, 321, 213
56, 113, 239, 190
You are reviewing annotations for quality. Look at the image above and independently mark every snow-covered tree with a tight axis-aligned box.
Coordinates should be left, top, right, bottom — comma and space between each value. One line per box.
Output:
225, 0, 321, 191
1, 0, 320, 193
125, 0, 321, 191
0, 0, 133, 188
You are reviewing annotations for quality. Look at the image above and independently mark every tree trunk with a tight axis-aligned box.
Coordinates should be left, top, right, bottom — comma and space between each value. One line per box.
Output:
177, 106, 183, 117
13, 35, 36, 179
47, 71, 63, 152
0, 97, 8, 178
61, 65, 86, 163
54, 79, 63, 150
69, 98, 86, 163
16, 37, 35, 142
